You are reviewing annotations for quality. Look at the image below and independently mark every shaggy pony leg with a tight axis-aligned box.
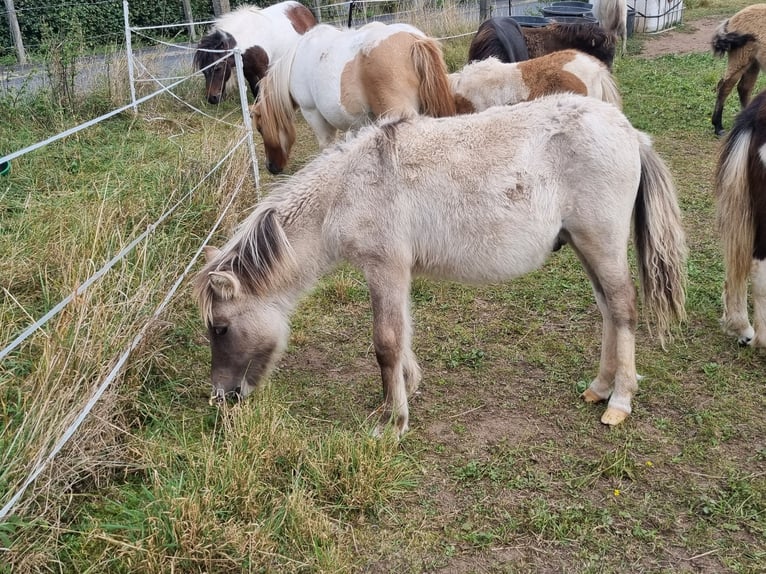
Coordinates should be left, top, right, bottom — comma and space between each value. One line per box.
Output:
721, 274, 754, 345
737, 61, 760, 108
713, 73, 743, 136
751, 259, 766, 347
367, 265, 413, 438
568, 237, 637, 426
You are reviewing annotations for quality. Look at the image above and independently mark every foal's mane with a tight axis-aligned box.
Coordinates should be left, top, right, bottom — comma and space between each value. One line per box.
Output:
194, 200, 297, 323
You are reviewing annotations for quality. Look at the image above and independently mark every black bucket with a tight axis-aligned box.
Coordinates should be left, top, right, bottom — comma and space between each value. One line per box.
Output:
549, 1, 594, 9
541, 6, 594, 18
627, 6, 636, 36
510, 15, 552, 27
547, 14, 599, 24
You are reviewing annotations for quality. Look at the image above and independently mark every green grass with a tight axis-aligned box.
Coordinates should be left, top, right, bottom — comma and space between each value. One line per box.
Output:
2, 1, 766, 572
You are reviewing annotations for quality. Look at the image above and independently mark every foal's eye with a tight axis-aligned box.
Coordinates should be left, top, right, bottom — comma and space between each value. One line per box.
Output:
212, 326, 228, 337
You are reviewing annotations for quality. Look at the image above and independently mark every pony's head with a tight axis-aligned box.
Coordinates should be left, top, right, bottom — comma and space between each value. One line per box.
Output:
193, 30, 236, 104
193, 209, 296, 403
250, 59, 297, 174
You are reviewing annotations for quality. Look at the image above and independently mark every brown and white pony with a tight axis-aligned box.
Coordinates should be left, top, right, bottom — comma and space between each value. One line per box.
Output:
467, 18, 617, 69
195, 94, 687, 437
251, 21, 456, 174
711, 4, 766, 136
450, 50, 622, 114
193, 1, 316, 104
715, 88, 766, 346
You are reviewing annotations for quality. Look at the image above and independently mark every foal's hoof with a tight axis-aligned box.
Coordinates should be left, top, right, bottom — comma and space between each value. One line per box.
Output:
581, 388, 606, 403
600, 407, 629, 426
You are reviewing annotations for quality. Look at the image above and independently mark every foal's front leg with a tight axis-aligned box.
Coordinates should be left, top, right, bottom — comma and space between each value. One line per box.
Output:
367, 269, 414, 438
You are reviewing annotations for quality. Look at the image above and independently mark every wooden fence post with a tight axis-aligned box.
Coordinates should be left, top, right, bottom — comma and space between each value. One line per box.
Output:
479, 0, 489, 21
211, 0, 231, 17
181, 0, 197, 41
3, 0, 27, 65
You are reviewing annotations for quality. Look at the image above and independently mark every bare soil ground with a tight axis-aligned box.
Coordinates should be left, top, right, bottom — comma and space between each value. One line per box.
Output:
637, 16, 722, 58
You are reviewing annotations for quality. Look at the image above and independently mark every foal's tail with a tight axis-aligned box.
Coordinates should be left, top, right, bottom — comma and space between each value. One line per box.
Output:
634, 133, 688, 343
714, 116, 755, 293
411, 37, 457, 117
711, 19, 756, 57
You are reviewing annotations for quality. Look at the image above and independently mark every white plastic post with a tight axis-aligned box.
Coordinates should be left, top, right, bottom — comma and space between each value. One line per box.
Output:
232, 48, 260, 194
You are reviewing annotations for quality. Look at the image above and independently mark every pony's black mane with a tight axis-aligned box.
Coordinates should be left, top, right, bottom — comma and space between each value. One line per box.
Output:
193, 30, 236, 70
537, 23, 616, 68
468, 17, 529, 63
467, 17, 615, 68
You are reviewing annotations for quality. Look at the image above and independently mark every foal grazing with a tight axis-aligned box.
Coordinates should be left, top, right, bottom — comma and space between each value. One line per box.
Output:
194, 94, 687, 437
450, 50, 622, 114
252, 21, 456, 174
711, 4, 766, 136
468, 18, 616, 69
193, 1, 315, 104
715, 88, 766, 346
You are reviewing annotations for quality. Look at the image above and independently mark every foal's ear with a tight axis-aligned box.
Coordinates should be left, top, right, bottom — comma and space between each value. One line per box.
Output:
203, 245, 221, 262
208, 271, 241, 300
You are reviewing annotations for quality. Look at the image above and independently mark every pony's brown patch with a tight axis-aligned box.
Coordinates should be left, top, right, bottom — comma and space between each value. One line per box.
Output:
285, 3, 316, 34
339, 32, 455, 120
520, 50, 587, 99
454, 93, 475, 114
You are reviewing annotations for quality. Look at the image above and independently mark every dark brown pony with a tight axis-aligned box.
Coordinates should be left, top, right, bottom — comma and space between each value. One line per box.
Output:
714, 88, 766, 347
467, 17, 616, 69
192, 1, 315, 104
710, 4, 766, 136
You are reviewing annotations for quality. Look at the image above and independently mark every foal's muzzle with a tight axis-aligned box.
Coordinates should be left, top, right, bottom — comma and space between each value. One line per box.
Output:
209, 386, 242, 406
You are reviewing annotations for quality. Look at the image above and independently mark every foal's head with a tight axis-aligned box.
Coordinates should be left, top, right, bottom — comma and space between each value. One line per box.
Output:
194, 209, 295, 403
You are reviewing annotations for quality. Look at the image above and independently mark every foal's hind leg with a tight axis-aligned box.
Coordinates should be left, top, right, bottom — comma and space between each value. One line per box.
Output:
713, 53, 752, 136
570, 242, 638, 425
737, 61, 760, 109
366, 266, 418, 437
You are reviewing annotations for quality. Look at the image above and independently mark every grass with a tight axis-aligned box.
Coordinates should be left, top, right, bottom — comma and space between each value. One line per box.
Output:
2, 0, 766, 572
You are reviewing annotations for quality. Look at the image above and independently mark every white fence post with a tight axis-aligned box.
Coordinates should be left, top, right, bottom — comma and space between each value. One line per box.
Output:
123, 0, 138, 112
232, 48, 260, 195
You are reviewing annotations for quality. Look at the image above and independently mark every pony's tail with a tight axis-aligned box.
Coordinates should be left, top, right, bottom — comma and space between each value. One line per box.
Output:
714, 122, 754, 296
711, 20, 756, 56
634, 133, 688, 344
599, 70, 623, 110
411, 38, 457, 118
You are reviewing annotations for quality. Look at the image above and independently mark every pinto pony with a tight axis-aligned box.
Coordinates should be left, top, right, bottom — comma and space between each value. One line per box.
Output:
714, 88, 766, 346
251, 21, 456, 174
467, 18, 616, 69
711, 4, 766, 136
450, 50, 622, 114
193, 1, 316, 104
194, 94, 687, 437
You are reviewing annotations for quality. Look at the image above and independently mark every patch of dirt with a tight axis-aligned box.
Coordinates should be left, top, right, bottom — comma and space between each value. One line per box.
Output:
637, 16, 722, 58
